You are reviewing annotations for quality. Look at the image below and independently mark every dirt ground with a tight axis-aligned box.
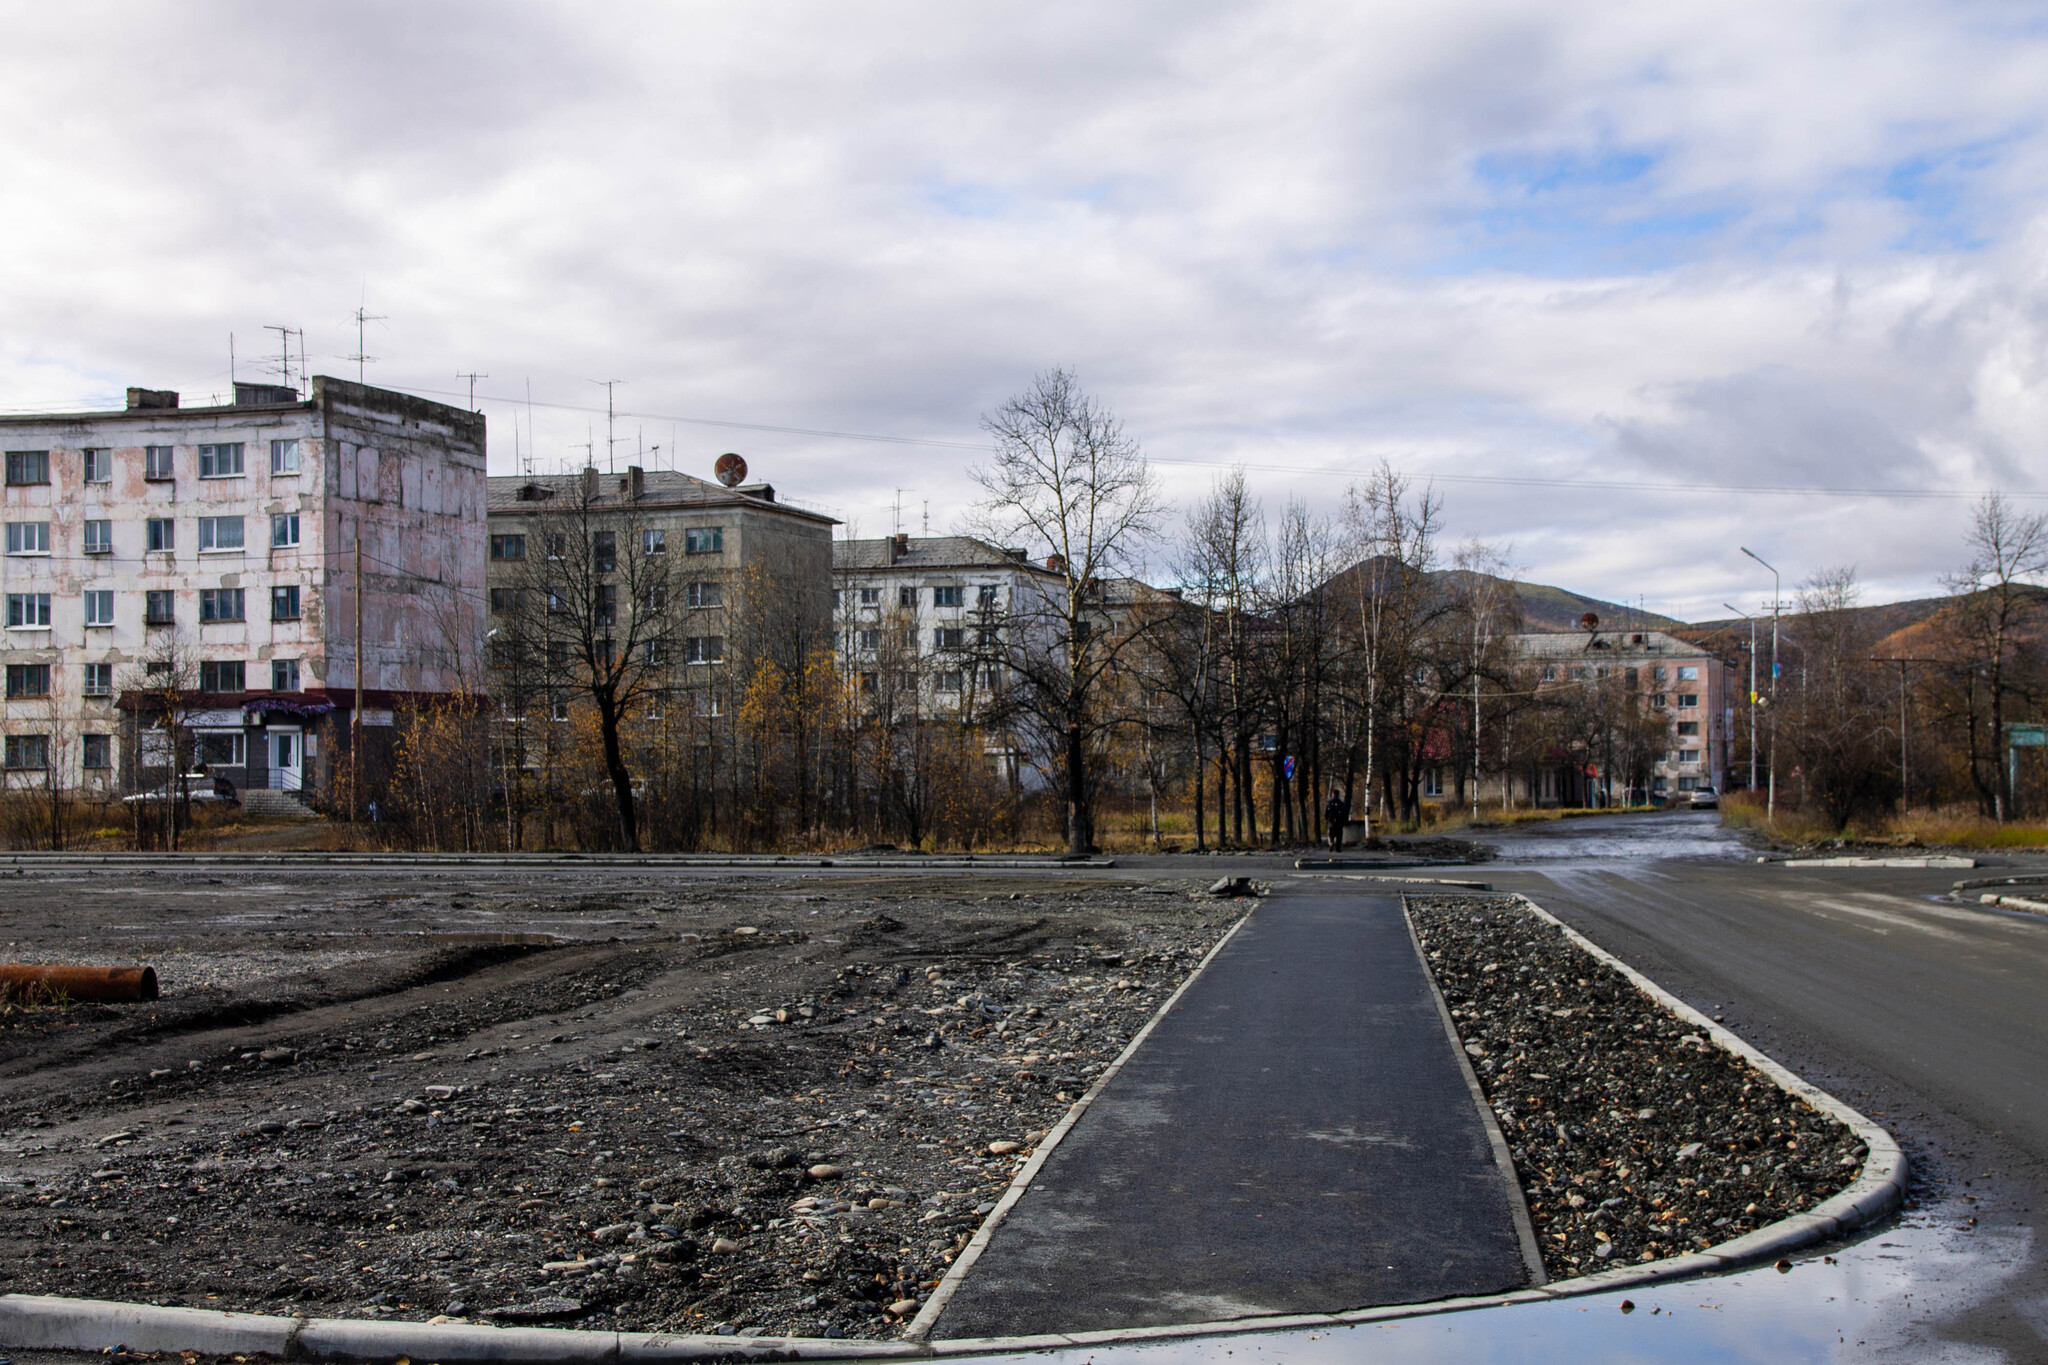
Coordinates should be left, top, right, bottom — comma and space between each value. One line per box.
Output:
0, 867, 1242, 1340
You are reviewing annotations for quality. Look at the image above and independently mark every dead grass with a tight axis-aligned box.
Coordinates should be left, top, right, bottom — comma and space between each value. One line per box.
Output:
1719, 790, 2048, 848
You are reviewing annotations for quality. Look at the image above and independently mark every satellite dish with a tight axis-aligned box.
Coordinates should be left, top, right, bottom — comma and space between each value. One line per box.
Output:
715, 452, 748, 488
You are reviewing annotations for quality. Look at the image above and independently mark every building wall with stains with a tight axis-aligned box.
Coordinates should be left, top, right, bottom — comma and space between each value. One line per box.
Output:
0, 377, 485, 796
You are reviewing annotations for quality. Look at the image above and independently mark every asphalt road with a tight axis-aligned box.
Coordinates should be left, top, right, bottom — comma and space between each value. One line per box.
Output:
1467, 813, 2048, 1360
933, 888, 1530, 1338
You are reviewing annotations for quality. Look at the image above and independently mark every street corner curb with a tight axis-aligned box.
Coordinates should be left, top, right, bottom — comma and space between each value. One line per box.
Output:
0, 1294, 933, 1364
1504, 893, 1909, 1291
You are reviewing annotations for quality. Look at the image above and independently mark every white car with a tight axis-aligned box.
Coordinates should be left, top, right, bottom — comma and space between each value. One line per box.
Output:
1687, 787, 1720, 810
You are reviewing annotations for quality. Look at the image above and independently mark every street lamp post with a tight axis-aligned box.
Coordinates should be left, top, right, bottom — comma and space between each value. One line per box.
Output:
1871, 656, 1939, 812
1722, 603, 1758, 795
1740, 547, 1781, 823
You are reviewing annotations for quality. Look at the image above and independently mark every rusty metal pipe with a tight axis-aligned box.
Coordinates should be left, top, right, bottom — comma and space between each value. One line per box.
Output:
0, 964, 158, 1003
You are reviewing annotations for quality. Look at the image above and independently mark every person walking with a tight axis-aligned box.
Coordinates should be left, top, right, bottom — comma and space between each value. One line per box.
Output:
1323, 784, 1350, 852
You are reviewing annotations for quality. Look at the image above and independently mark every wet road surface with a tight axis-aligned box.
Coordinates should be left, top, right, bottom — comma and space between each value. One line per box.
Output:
934, 888, 1530, 1338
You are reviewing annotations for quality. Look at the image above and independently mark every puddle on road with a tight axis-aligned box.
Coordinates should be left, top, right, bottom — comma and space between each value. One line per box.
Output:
958, 1208, 2030, 1364
1480, 814, 1749, 867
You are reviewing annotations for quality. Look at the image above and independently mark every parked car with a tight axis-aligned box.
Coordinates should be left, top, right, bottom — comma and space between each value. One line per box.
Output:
1687, 786, 1720, 810
122, 775, 239, 806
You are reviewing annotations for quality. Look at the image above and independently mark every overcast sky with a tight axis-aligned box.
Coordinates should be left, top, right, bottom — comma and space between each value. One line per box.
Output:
1, 1, 2045, 621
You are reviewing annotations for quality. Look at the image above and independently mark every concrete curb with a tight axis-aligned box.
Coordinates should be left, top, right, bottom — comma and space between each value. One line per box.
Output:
900, 903, 1261, 1341
1503, 891, 1909, 1292
0, 891, 1907, 1363
1781, 855, 1975, 868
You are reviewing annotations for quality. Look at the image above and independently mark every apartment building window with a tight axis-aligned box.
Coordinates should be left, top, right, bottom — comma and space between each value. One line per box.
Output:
5, 450, 48, 485
978, 585, 998, 608
82, 663, 112, 697
489, 587, 521, 614
199, 588, 245, 622
642, 528, 666, 555
146, 518, 174, 552
5, 522, 48, 555
551, 695, 570, 722
686, 581, 722, 609
937, 670, 964, 693
82, 449, 110, 483
596, 583, 617, 626
197, 443, 244, 478
933, 586, 963, 608
546, 590, 567, 615
5, 735, 48, 770
856, 629, 880, 651
859, 587, 880, 607
933, 627, 965, 650
1541, 665, 1556, 682
639, 583, 668, 614
1653, 666, 1668, 681
490, 534, 526, 561
1677, 665, 1700, 681
646, 694, 667, 721
199, 661, 245, 693
271, 513, 300, 547
272, 658, 300, 692
643, 640, 668, 666
269, 439, 299, 474
6, 594, 50, 628
686, 635, 725, 664
144, 446, 174, 480
1677, 692, 1699, 708
977, 625, 999, 646
980, 665, 1002, 691
593, 531, 616, 572
5, 664, 49, 698
270, 586, 300, 621
82, 734, 111, 770
1678, 748, 1700, 766
83, 590, 113, 628
144, 591, 174, 625
196, 732, 245, 767
858, 672, 877, 695
1652, 693, 1667, 709
1675, 720, 1700, 736
83, 519, 112, 554
1423, 768, 1445, 798
898, 586, 917, 609
544, 533, 567, 560
198, 516, 244, 551
683, 527, 723, 555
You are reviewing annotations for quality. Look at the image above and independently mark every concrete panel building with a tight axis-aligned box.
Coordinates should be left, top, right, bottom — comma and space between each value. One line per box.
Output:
0, 377, 487, 804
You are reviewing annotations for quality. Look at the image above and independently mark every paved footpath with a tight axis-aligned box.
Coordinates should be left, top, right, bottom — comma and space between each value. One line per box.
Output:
932, 886, 1533, 1339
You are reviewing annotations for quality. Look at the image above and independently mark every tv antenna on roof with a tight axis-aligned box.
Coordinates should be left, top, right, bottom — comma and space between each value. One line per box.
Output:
592, 379, 624, 474
456, 372, 489, 412
263, 324, 303, 390
347, 301, 385, 383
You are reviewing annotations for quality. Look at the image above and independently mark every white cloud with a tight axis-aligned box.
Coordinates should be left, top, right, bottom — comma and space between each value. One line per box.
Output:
0, 0, 2045, 619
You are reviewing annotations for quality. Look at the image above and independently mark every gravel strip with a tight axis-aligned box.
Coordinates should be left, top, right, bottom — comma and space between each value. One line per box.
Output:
1409, 895, 1866, 1280
0, 874, 1239, 1342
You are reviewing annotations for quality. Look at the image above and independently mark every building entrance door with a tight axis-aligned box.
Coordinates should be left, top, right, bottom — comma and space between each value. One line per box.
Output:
270, 731, 303, 791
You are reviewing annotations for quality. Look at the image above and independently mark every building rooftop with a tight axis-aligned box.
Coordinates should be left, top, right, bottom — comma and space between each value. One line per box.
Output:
1510, 628, 1726, 661
0, 375, 479, 431
834, 534, 1056, 574
487, 467, 835, 524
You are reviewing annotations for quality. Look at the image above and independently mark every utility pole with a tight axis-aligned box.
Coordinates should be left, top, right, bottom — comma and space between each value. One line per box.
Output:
1723, 603, 1758, 794
593, 380, 623, 474
457, 372, 489, 411
1872, 656, 1939, 811
352, 537, 364, 823
1740, 548, 1781, 823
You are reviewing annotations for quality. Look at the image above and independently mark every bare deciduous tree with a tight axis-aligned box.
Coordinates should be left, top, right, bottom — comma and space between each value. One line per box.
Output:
1941, 494, 2048, 820
969, 369, 1163, 855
